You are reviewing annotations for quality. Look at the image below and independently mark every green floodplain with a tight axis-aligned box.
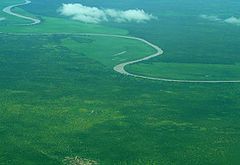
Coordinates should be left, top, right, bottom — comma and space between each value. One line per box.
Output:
1, 0, 240, 164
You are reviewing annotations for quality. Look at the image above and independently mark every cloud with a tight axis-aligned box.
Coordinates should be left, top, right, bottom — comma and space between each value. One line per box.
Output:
224, 16, 240, 25
199, 15, 221, 22
58, 3, 156, 24
58, 4, 107, 24
105, 9, 156, 23
200, 14, 240, 26
0, 17, 5, 21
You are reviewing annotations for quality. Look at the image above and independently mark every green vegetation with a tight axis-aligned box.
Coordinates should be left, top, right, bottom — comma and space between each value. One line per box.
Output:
127, 62, 240, 81
1, 0, 240, 165
1, 34, 240, 165
61, 35, 155, 67
0, 16, 128, 35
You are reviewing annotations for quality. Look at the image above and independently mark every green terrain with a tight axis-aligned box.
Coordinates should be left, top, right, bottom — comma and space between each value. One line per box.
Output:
1, 0, 240, 165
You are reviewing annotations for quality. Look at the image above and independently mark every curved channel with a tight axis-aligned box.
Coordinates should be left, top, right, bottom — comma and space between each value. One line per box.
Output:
3, 0, 40, 25
2, 1, 240, 83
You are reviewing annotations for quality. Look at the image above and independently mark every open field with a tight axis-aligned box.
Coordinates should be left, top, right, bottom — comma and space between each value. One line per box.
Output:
1, 0, 240, 164
1, 33, 240, 165
127, 62, 240, 81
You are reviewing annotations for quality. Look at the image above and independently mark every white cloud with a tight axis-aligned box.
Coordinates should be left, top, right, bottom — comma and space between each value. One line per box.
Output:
58, 3, 156, 24
200, 14, 240, 26
224, 16, 240, 25
199, 15, 221, 22
59, 4, 107, 24
0, 17, 5, 21
105, 9, 156, 23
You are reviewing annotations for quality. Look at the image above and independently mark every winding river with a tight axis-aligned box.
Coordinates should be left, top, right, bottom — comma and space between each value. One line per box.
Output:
3, 0, 40, 25
2, 0, 240, 83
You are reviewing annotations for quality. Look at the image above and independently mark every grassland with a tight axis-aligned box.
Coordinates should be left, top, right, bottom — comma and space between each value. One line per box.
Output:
127, 62, 240, 81
1, 34, 240, 165
1, 0, 240, 165
0, 16, 128, 35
